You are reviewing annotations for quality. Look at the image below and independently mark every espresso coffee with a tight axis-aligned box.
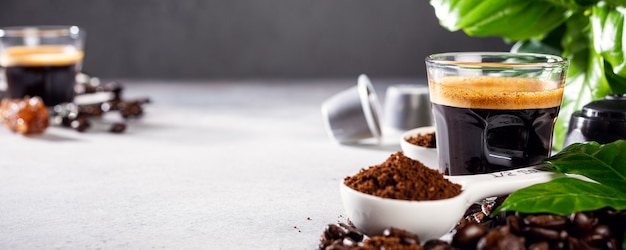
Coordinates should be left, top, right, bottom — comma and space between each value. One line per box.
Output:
1, 45, 84, 106
430, 76, 563, 175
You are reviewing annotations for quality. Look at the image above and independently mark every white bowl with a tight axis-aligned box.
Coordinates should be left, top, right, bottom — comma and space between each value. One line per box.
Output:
339, 181, 465, 242
400, 126, 438, 170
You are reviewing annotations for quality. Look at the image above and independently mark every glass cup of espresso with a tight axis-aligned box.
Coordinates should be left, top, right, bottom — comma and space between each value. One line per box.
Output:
425, 52, 568, 176
0, 26, 85, 106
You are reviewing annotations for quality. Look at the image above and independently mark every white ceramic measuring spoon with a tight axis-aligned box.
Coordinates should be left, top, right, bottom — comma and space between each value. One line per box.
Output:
340, 164, 564, 242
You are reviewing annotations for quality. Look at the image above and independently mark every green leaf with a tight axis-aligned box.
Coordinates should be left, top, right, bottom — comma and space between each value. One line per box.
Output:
547, 140, 626, 189
510, 24, 566, 56
591, 3, 626, 94
494, 177, 626, 215
605, 60, 626, 93
603, 0, 626, 8
592, 3, 626, 77
430, 0, 572, 40
494, 140, 626, 215
553, 12, 612, 150
543, 0, 597, 11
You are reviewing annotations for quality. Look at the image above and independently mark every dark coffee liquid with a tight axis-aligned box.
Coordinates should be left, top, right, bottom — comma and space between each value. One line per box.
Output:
5, 64, 78, 106
1, 45, 83, 106
429, 76, 564, 175
433, 104, 560, 175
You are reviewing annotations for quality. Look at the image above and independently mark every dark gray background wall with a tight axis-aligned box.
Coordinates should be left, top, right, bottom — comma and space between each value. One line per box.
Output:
0, 0, 510, 80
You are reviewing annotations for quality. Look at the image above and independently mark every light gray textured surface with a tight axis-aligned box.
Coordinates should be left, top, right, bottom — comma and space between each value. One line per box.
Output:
0, 1, 510, 79
0, 79, 413, 249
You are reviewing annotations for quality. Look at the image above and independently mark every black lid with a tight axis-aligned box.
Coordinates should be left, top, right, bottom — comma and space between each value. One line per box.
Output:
581, 94, 626, 120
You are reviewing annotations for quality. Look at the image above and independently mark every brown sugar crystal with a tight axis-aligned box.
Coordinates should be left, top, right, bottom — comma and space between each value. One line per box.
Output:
1, 96, 49, 134
344, 151, 461, 201
406, 132, 436, 148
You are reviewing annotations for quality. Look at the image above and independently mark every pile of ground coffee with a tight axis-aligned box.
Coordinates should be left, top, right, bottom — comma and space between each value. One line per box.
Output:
406, 132, 436, 148
344, 151, 461, 201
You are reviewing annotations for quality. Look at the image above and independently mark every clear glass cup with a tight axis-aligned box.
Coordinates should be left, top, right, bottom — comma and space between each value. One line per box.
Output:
425, 52, 568, 175
0, 25, 85, 106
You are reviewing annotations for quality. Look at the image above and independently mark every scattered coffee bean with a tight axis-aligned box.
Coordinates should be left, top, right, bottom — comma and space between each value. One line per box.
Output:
523, 214, 567, 230
569, 212, 598, 234
475, 226, 525, 250
109, 123, 127, 133
452, 222, 487, 248
383, 227, 420, 245
523, 227, 562, 242
528, 241, 550, 250
318, 222, 365, 249
583, 224, 611, 245
51, 73, 150, 133
423, 239, 454, 250
70, 115, 91, 132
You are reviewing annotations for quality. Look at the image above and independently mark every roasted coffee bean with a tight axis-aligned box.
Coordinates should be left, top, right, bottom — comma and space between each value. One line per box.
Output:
74, 79, 99, 95
528, 241, 550, 250
100, 82, 123, 100
565, 236, 596, 250
100, 101, 116, 112
452, 222, 487, 248
481, 199, 499, 217
507, 215, 521, 234
460, 213, 484, 227
383, 227, 420, 245
341, 237, 358, 247
472, 212, 486, 223
119, 100, 144, 118
70, 115, 91, 132
524, 227, 564, 242
583, 224, 612, 245
599, 207, 626, 228
78, 103, 105, 116
319, 222, 364, 249
109, 123, 127, 133
321, 224, 346, 242
615, 209, 626, 223
606, 238, 620, 250
423, 239, 454, 250
466, 196, 508, 221
324, 239, 350, 250
337, 223, 364, 242
553, 240, 567, 250
523, 214, 567, 230
465, 203, 483, 217
476, 228, 525, 250
569, 212, 598, 235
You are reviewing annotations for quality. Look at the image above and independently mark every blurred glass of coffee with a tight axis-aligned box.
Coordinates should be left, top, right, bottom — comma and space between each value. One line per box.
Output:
425, 52, 568, 176
0, 26, 85, 106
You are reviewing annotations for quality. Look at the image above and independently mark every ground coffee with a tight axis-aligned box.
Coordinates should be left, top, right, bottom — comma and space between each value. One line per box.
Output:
406, 132, 436, 148
344, 151, 461, 201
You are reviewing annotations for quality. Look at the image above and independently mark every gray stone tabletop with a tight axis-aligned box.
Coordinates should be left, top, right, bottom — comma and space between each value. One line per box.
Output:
0, 79, 415, 249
